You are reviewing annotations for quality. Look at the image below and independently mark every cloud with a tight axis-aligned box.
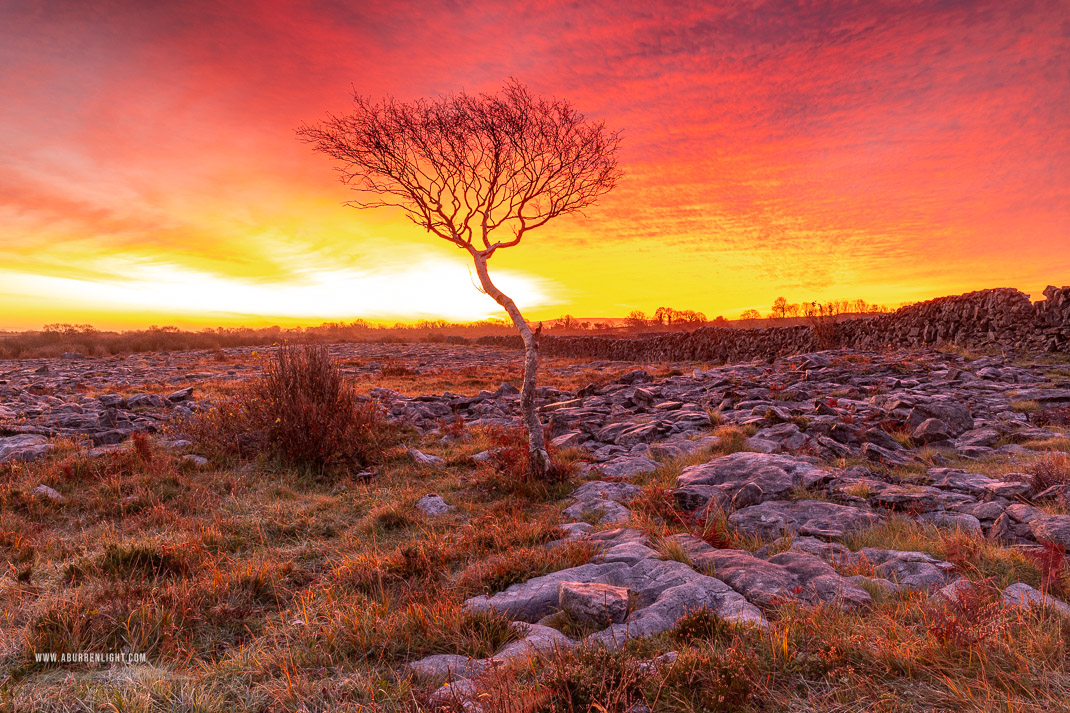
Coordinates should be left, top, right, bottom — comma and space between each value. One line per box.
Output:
0, 0, 1066, 326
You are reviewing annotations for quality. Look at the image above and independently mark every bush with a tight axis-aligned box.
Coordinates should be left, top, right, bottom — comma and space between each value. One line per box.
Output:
1035, 405, 1070, 427
1029, 451, 1070, 492
656, 647, 756, 712
538, 646, 646, 713
484, 425, 577, 486
924, 580, 1008, 648
805, 302, 842, 350
671, 608, 735, 643
183, 343, 398, 475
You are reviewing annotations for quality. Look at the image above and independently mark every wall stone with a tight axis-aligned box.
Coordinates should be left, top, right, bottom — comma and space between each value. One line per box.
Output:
476, 286, 1070, 363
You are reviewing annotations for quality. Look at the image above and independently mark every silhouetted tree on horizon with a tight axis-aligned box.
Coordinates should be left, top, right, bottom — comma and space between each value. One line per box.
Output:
626, 310, 648, 328
771, 296, 788, 318
298, 81, 622, 479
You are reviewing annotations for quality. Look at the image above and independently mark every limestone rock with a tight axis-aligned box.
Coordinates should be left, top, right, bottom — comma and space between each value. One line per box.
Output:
558, 581, 632, 626
729, 500, 880, 540
416, 494, 454, 516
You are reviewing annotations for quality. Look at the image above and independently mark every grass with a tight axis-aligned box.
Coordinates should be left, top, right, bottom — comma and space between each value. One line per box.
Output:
420, 593, 1070, 712
4, 358, 1070, 712
1011, 399, 1043, 414
843, 516, 1044, 589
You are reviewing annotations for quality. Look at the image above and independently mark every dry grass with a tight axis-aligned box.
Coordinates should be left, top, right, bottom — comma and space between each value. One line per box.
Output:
420, 592, 1070, 713
4, 365, 1070, 712
1011, 399, 1043, 414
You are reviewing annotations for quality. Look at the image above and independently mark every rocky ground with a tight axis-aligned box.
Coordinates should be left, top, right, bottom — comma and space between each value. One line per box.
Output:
3, 343, 1070, 711
380, 347, 1070, 707
0, 343, 612, 461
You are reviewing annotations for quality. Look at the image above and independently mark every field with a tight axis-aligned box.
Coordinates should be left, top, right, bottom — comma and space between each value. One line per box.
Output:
2, 343, 1070, 712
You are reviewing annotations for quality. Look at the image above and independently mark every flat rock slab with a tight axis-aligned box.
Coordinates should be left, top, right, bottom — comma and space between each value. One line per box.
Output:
0, 434, 53, 463
586, 576, 766, 649
854, 548, 954, 589
404, 654, 488, 680
729, 500, 881, 540
870, 485, 975, 513
571, 480, 642, 503
591, 541, 661, 565
667, 534, 871, 609
624, 558, 716, 606
918, 511, 982, 534
492, 623, 576, 663
562, 498, 631, 525
927, 468, 996, 494
464, 562, 631, 623
597, 455, 659, 480
674, 452, 832, 511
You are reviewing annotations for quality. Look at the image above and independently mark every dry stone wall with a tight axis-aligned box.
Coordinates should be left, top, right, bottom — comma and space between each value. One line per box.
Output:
478, 286, 1070, 362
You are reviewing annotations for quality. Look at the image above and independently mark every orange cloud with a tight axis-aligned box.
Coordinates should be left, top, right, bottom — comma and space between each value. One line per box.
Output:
0, 0, 1066, 330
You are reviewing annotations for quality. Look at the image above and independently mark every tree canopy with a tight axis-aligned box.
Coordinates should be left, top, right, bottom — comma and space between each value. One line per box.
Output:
297, 81, 623, 258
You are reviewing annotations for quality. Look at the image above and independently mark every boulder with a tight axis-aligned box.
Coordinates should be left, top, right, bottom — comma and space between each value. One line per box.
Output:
906, 400, 973, 436
32, 484, 65, 503
1002, 582, 1070, 618
408, 448, 445, 466
911, 418, 952, 445
558, 581, 632, 626
1029, 515, 1070, 547
416, 494, 454, 516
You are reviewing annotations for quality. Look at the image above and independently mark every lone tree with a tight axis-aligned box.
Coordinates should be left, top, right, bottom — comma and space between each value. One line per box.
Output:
297, 82, 622, 479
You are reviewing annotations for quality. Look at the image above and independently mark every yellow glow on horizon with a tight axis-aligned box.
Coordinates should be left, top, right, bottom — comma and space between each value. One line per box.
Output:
0, 256, 557, 330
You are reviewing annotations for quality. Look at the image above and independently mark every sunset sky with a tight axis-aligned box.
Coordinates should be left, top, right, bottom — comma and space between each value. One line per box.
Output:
1, 0, 1068, 330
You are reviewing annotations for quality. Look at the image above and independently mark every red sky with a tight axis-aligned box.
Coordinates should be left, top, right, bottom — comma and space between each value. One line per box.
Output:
1, 0, 1068, 329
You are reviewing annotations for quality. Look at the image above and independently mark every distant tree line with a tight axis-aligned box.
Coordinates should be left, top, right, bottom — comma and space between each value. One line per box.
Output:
1, 296, 898, 358
0, 320, 519, 359
768, 297, 892, 319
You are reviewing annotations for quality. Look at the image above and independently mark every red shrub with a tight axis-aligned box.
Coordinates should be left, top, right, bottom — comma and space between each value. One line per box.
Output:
1030, 540, 1070, 597
925, 580, 1008, 648
182, 343, 398, 475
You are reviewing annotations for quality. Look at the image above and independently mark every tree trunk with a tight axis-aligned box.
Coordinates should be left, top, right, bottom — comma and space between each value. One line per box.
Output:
470, 251, 550, 479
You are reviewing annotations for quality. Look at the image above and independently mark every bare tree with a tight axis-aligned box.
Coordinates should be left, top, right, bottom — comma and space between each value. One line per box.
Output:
552, 314, 580, 331
771, 296, 788, 319
625, 310, 648, 329
297, 81, 622, 479
653, 307, 675, 325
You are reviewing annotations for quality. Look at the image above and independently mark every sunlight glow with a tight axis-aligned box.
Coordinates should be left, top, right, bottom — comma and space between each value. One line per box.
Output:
0, 258, 555, 326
